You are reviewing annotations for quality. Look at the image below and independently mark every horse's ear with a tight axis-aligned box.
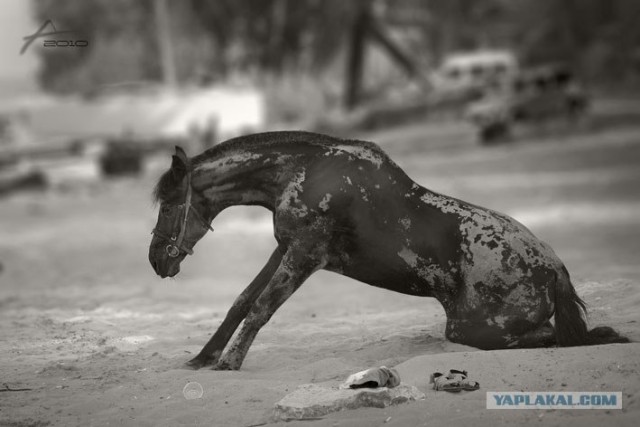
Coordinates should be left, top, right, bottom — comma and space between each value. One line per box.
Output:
170, 146, 189, 180
174, 146, 189, 166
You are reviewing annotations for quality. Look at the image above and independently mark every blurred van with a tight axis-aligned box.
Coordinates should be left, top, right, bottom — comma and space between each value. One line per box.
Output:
428, 50, 518, 114
466, 63, 589, 144
432, 50, 518, 94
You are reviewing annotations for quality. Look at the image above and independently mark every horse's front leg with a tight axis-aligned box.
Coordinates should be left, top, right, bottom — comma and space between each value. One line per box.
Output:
186, 247, 284, 369
213, 246, 324, 370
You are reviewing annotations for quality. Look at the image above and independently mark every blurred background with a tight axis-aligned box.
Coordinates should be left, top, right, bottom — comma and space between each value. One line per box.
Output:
1, 1, 640, 424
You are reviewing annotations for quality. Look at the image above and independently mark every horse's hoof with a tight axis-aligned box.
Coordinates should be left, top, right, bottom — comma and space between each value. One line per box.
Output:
212, 360, 239, 371
185, 356, 212, 370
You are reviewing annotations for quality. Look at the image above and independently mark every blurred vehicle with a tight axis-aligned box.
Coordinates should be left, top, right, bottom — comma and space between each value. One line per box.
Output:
466, 64, 589, 144
430, 50, 519, 109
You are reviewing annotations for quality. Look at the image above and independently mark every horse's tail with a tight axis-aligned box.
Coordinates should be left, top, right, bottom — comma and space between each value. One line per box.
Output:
554, 266, 629, 346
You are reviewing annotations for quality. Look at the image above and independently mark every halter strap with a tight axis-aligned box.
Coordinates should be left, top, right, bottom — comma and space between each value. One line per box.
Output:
152, 170, 213, 257
175, 172, 193, 249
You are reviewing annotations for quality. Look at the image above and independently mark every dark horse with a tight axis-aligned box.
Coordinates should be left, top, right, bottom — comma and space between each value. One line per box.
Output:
149, 131, 627, 370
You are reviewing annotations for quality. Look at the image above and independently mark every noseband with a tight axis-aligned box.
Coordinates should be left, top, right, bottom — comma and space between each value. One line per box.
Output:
152, 171, 213, 258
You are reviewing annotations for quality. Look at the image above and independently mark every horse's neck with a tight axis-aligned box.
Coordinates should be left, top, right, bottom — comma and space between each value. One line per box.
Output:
192, 148, 287, 211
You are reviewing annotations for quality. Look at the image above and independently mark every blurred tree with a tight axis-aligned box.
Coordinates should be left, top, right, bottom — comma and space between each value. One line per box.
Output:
420, 0, 507, 62
31, 0, 639, 94
508, 0, 640, 84
189, 0, 360, 74
33, 0, 160, 94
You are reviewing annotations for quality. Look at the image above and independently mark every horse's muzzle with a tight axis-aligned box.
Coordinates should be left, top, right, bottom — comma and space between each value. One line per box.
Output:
149, 250, 181, 278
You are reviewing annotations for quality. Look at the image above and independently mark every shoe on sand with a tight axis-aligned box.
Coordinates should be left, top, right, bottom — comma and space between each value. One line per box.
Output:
430, 369, 479, 392
340, 366, 401, 389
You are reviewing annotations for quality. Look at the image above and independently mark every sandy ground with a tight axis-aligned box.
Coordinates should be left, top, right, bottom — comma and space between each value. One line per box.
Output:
1, 121, 639, 427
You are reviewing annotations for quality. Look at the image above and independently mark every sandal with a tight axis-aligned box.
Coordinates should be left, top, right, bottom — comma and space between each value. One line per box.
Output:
430, 369, 479, 392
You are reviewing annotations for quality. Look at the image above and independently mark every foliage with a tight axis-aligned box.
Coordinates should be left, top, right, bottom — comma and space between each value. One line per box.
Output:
31, 0, 640, 94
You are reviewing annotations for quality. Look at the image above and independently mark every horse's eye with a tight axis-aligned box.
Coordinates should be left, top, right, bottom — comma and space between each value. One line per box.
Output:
160, 205, 172, 216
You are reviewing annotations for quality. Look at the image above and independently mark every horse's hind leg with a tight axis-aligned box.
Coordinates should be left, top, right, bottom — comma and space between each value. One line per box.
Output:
505, 321, 556, 348
445, 318, 555, 350
186, 247, 284, 369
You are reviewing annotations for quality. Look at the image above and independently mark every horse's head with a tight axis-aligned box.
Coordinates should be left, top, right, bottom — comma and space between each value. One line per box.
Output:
149, 146, 213, 278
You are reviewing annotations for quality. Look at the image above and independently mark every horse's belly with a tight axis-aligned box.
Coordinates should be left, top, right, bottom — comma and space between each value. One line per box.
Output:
343, 268, 436, 297
326, 249, 440, 298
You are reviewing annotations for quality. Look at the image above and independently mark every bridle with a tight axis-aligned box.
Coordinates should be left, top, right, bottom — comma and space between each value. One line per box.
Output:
152, 170, 213, 258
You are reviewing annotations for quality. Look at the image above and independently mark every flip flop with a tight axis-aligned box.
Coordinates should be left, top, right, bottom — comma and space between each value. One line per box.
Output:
461, 378, 480, 391
430, 371, 463, 392
430, 369, 479, 392
448, 370, 479, 390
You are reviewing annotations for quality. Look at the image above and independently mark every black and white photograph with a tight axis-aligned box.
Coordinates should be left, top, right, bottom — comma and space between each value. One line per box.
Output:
1, 0, 639, 426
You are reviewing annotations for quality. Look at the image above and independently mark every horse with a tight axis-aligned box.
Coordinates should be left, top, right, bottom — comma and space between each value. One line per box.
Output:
149, 131, 628, 370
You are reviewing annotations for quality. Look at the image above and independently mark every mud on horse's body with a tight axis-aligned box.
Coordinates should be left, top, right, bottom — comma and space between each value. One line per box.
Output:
149, 131, 628, 370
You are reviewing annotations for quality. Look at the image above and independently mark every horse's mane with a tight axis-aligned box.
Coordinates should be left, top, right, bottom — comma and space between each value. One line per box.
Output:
153, 169, 179, 204
191, 131, 385, 166
153, 131, 392, 203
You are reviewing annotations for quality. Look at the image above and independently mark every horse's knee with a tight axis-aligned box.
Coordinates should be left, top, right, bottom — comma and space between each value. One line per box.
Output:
445, 318, 508, 350
245, 304, 273, 329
